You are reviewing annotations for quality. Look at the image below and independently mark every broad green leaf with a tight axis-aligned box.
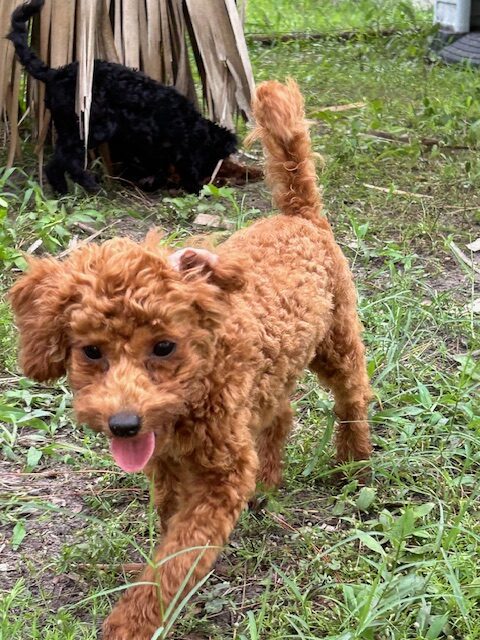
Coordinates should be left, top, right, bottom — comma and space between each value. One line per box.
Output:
26, 447, 43, 469
356, 487, 377, 512
426, 613, 449, 639
356, 530, 385, 556
11, 522, 26, 551
413, 502, 435, 518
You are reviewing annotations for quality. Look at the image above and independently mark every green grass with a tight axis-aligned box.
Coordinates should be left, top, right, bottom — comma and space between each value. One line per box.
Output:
1, 1, 480, 639
244, 0, 431, 36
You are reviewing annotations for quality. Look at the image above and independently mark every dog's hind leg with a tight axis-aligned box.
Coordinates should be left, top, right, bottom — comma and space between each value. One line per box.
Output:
309, 296, 372, 464
45, 151, 68, 194
54, 137, 100, 193
174, 160, 203, 194
255, 401, 293, 489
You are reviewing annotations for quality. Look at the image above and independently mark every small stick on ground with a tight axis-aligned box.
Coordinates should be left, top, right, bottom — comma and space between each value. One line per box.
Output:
320, 102, 366, 112
209, 158, 224, 184
74, 221, 98, 235
74, 563, 143, 573
449, 241, 480, 276
363, 183, 434, 199
58, 220, 120, 257
363, 129, 469, 150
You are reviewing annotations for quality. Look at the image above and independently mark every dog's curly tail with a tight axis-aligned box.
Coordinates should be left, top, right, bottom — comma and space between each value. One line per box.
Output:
8, 0, 53, 83
247, 79, 327, 226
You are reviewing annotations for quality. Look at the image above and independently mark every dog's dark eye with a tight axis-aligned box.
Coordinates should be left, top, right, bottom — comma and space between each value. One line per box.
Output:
153, 341, 176, 358
83, 345, 102, 360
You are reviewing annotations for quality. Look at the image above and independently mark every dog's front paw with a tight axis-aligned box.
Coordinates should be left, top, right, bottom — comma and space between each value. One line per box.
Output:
102, 618, 130, 640
102, 586, 161, 640
83, 177, 102, 194
103, 612, 158, 640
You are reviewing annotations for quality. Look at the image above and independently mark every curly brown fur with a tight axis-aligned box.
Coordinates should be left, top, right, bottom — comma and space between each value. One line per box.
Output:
10, 79, 371, 639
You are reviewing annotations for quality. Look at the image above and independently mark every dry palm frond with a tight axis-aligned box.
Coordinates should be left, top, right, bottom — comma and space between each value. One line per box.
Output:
0, 0, 254, 170
76, 0, 96, 153
185, 0, 254, 128
0, 0, 23, 162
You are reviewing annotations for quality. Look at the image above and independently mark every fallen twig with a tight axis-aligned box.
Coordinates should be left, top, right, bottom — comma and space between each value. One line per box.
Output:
26, 238, 43, 254
443, 205, 480, 214
364, 129, 468, 150
74, 221, 98, 235
0, 377, 21, 384
74, 562, 143, 573
58, 220, 119, 257
75, 487, 144, 496
209, 158, 224, 184
0, 468, 126, 477
449, 241, 480, 276
320, 102, 366, 112
362, 183, 433, 199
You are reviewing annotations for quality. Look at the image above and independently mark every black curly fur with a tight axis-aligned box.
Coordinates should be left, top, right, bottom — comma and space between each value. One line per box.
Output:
7, 0, 238, 194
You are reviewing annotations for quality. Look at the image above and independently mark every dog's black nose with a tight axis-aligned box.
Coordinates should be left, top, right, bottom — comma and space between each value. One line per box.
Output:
108, 412, 141, 437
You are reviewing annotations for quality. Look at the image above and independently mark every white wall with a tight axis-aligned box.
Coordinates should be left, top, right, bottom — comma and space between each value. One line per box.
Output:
434, 0, 471, 32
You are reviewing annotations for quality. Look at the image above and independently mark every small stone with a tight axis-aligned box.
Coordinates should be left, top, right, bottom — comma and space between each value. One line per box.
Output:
193, 213, 235, 230
466, 238, 480, 252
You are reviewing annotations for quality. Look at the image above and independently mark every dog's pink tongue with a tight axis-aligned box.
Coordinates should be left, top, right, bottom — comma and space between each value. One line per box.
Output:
110, 432, 155, 473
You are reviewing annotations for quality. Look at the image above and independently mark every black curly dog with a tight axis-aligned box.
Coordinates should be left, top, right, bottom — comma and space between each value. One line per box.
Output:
8, 0, 237, 194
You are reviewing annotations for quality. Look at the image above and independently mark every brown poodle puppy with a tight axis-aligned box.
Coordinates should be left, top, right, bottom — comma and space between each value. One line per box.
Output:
10, 79, 372, 639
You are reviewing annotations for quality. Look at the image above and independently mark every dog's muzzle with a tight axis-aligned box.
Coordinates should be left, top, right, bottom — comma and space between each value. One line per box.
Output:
108, 412, 141, 437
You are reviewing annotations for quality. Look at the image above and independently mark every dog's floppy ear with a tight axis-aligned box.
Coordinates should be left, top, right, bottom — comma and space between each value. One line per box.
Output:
169, 247, 246, 292
9, 257, 74, 382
